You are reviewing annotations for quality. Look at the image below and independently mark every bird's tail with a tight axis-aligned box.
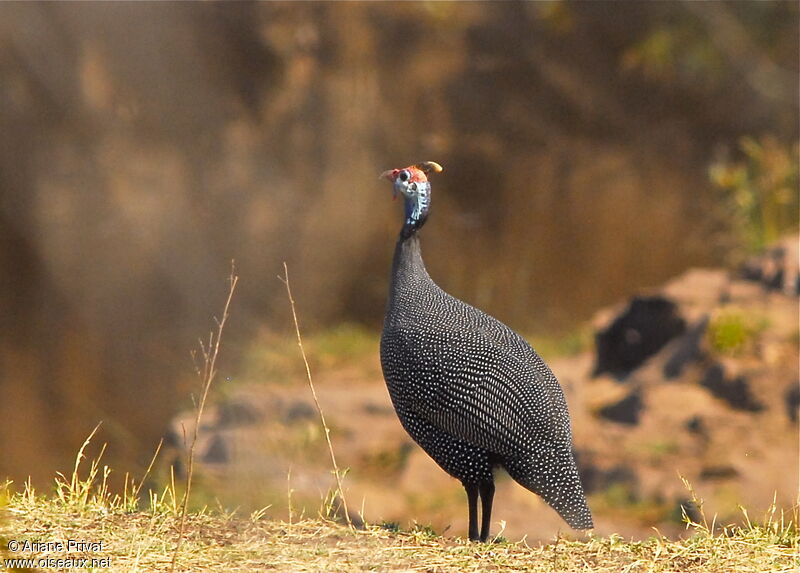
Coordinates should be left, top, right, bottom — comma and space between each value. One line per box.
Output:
503, 446, 593, 530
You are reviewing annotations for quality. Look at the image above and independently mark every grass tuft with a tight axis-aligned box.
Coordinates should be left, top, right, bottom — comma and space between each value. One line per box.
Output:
707, 309, 767, 356
1, 466, 797, 572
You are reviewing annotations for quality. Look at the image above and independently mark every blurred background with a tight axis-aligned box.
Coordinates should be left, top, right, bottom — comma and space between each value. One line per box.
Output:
1, 1, 797, 540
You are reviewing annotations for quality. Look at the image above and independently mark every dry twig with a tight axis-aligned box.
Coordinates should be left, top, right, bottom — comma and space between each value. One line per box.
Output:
170, 265, 239, 571
279, 262, 351, 527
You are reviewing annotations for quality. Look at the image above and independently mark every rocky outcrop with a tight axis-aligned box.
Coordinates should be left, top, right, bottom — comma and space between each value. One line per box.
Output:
598, 388, 644, 425
582, 240, 798, 537
593, 296, 686, 379
699, 363, 764, 412
739, 235, 799, 296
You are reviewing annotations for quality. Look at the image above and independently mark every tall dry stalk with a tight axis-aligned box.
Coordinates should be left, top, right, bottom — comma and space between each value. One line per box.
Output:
280, 262, 351, 527
170, 267, 239, 571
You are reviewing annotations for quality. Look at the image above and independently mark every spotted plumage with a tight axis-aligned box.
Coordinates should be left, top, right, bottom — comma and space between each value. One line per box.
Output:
379, 162, 593, 541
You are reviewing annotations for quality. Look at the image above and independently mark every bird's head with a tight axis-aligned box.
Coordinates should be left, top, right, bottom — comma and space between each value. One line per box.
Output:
380, 161, 443, 238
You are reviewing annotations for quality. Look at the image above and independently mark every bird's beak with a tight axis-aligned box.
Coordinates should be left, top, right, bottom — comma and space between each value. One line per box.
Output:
379, 169, 398, 199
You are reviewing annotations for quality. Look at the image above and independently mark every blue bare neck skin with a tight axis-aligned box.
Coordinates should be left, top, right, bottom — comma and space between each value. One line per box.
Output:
400, 181, 431, 240
387, 179, 435, 319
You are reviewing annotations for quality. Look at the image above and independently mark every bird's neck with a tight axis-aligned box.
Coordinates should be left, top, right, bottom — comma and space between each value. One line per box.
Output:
387, 233, 434, 312
401, 193, 429, 239
392, 232, 427, 280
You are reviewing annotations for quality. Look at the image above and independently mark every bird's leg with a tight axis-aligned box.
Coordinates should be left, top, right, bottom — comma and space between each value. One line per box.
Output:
478, 481, 495, 542
464, 482, 480, 541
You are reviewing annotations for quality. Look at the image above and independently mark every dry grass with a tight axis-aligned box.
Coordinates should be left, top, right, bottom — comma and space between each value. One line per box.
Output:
170, 266, 238, 571
1, 458, 797, 572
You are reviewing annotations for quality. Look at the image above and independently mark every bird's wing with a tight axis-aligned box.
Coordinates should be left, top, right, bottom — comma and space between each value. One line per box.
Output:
383, 324, 572, 458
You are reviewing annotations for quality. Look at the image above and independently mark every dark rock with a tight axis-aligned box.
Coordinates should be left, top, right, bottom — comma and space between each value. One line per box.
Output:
362, 402, 395, 416
663, 315, 709, 379
203, 434, 229, 463
598, 389, 643, 425
678, 499, 704, 524
168, 454, 186, 480
594, 296, 686, 379
739, 236, 800, 296
786, 383, 800, 423
163, 426, 182, 450
576, 454, 638, 495
684, 415, 708, 440
328, 495, 366, 530
700, 465, 738, 480
700, 363, 764, 412
282, 400, 316, 424
218, 400, 263, 428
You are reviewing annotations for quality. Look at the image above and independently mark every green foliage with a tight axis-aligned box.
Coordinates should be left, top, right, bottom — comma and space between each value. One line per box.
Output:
528, 325, 593, 359
622, 24, 723, 84
591, 483, 676, 526
409, 522, 439, 539
243, 323, 378, 385
380, 521, 400, 532
710, 136, 799, 253
310, 323, 377, 368
640, 439, 681, 458
707, 310, 767, 356
360, 445, 412, 479
600, 483, 638, 507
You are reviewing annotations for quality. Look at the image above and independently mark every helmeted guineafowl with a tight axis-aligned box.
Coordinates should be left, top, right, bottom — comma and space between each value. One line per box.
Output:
379, 161, 593, 541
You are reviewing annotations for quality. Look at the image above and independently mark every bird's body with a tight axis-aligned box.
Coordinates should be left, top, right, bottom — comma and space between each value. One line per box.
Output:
379, 162, 592, 541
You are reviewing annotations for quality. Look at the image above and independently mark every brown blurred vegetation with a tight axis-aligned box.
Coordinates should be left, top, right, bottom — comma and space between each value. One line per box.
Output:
0, 2, 797, 486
